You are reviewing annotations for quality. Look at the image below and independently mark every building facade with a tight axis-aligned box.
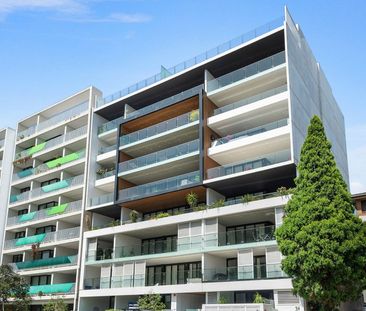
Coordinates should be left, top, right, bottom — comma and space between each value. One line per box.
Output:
0, 7, 348, 311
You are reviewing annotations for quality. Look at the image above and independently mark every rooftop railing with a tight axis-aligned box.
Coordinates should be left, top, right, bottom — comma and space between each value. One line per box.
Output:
9, 174, 84, 205
213, 84, 287, 116
96, 17, 283, 108
7, 200, 82, 227
207, 51, 286, 92
15, 125, 87, 160
120, 109, 199, 147
119, 170, 200, 202
4, 227, 80, 250
206, 149, 291, 180
211, 119, 288, 147
17, 101, 88, 141
119, 139, 199, 173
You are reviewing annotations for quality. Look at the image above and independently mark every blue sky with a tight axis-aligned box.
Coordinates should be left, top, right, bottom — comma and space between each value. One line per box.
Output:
0, 0, 365, 193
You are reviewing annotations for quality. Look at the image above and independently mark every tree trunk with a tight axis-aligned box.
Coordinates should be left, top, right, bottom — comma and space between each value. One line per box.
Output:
2, 301, 4, 311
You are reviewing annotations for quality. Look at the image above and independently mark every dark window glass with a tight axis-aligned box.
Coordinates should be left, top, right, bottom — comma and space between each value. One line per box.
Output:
15, 231, 25, 239
35, 225, 56, 235
45, 134, 61, 142
41, 178, 60, 187
37, 201, 58, 211
17, 209, 28, 216
30, 275, 51, 286
20, 187, 30, 193
361, 200, 366, 212
141, 235, 177, 255
12, 254, 23, 263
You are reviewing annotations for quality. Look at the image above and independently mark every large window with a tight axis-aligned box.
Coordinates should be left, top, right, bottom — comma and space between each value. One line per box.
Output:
141, 235, 177, 255
35, 225, 56, 235
34, 249, 54, 260
37, 201, 58, 211
30, 275, 51, 286
12, 254, 23, 263
226, 222, 273, 245
146, 262, 201, 286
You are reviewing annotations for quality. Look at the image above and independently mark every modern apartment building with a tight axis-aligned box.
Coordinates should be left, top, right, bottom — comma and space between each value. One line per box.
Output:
0, 7, 348, 311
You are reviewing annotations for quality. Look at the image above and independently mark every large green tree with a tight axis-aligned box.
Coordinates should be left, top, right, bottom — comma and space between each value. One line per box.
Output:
0, 265, 30, 311
276, 115, 366, 310
137, 293, 166, 311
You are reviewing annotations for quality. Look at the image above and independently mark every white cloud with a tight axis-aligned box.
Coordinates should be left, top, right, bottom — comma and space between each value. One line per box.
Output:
0, 0, 85, 14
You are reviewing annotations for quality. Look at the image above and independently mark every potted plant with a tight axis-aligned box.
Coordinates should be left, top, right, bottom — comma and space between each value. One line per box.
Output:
186, 192, 198, 209
240, 193, 255, 204
277, 186, 292, 198
189, 110, 199, 122
129, 210, 139, 223
253, 292, 265, 303
209, 199, 225, 209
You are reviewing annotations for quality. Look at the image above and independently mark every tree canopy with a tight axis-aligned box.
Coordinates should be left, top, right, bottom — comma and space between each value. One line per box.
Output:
0, 265, 29, 311
276, 115, 366, 310
137, 293, 166, 311
43, 298, 68, 311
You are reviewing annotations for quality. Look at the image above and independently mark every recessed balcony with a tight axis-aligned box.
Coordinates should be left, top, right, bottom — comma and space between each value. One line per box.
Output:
118, 140, 200, 184
28, 282, 75, 296
11, 255, 78, 271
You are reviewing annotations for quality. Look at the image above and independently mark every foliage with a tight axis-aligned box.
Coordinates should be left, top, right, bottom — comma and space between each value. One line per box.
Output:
240, 193, 255, 204
253, 292, 265, 303
209, 199, 225, 208
137, 293, 166, 311
0, 265, 30, 311
185, 192, 198, 208
108, 219, 120, 227
155, 212, 170, 219
193, 204, 207, 212
217, 295, 227, 304
276, 116, 366, 310
129, 210, 139, 223
276, 186, 292, 197
43, 298, 68, 311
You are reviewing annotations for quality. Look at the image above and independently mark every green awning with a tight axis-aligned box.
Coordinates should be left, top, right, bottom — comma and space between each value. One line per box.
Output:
16, 256, 72, 270
42, 180, 69, 193
15, 233, 46, 246
17, 168, 34, 178
18, 211, 36, 222
47, 203, 68, 216
28, 142, 46, 156
46, 152, 80, 169
28, 282, 74, 295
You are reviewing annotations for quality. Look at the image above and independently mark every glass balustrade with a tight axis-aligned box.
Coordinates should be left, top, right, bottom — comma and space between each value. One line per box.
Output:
207, 51, 286, 92
211, 119, 288, 147
14, 149, 85, 181
15, 125, 87, 160
119, 140, 199, 173
7, 200, 82, 226
9, 174, 84, 205
17, 101, 88, 140
4, 227, 80, 250
98, 144, 117, 155
96, 169, 116, 180
98, 117, 123, 135
119, 171, 200, 201
213, 85, 287, 116
206, 149, 291, 179
96, 17, 283, 108
120, 110, 199, 147
90, 193, 114, 207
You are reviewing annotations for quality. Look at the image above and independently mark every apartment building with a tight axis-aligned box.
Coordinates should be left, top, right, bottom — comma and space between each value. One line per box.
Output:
0, 7, 348, 311
78, 7, 347, 311
0, 128, 16, 256
1, 87, 101, 310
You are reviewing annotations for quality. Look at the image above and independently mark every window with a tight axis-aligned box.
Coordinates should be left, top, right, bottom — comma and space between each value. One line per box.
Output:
20, 187, 30, 193
30, 275, 51, 286
17, 209, 28, 216
38, 201, 58, 211
12, 254, 23, 263
361, 200, 366, 212
15, 231, 25, 239
22, 166, 33, 171
41, 178, 60, 187
35, 249, 54, 260
141, 235, 177, 255
35, 225, 56, 235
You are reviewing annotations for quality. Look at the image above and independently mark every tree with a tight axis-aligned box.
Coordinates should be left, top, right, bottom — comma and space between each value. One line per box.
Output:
137, 293, 166, 311
43, 298, 68, 311
0, 265, 30, 311
276, 116, 366, 310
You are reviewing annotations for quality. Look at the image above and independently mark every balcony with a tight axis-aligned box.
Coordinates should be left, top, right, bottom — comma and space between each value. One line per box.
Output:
119, 170, 201, 202
203, 264, 287, 282
98, 117, 123, 136
120, 110, 199, 157
202, 303, 274, 311
14, 126, 87, 161
213, 85, 287, 116
7, 200, 82, 227
90, 193, 114, 207
119, 140, 199, 184
84, 275, 144, 290
29, 282, 75, 296
9, 174, 84, 205
3, 227, 80, 250
96, 17, 283, 108
17, 101, 88, 141
11, 255, 78, 271
206, 149, 291, 181
13, 149, 85, 182
87, 225, 275, 262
